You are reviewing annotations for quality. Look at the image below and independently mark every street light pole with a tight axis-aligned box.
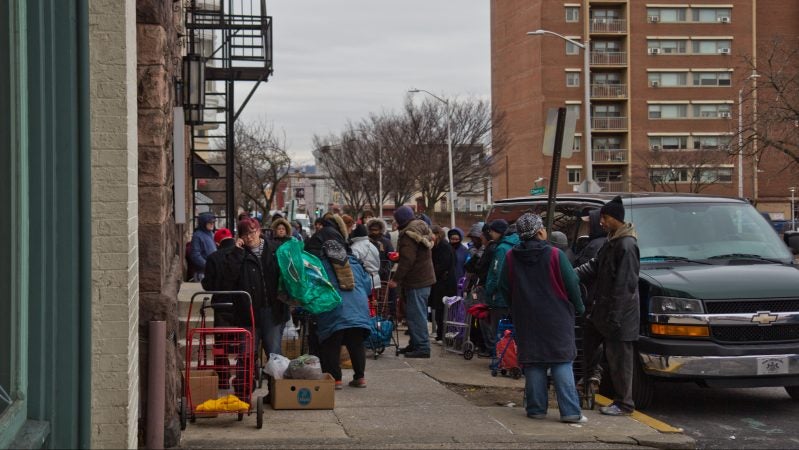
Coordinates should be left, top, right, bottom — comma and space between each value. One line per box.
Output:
528, 29, 594, 192
791, 187, 796, 231
738, 87, 744, 198
408, 89, 456, 228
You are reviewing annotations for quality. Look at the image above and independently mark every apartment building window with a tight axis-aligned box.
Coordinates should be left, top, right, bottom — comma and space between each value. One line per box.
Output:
649, 135, 689, 150
693, 135, 731, 150
693, 71, 732, 86
572, 135, 581, 152
593, 104, 623, 117
698, 168, 733, 183
593, 40, 622, 52
566, 41, 580, 55
596, 169, 623, 183
566, 103, 581, 119
647, 39, 687, 54
648, 72, 688, 87
567, 168, 582, 184
692, 40, 732, 55
565, 6, 580, 22
566, 72, 581, 87
594, 136, 622, 149
591, 9, 620, 20
694, 103, 732, 118
693, 8, 732, 22
647, 7, 687, 22
593, 72, 621, 84
649, 104, 688, 119
650, 168, 688, 183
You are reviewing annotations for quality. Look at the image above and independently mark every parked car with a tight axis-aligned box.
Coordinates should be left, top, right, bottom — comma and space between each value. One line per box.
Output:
486, 193, 799, 409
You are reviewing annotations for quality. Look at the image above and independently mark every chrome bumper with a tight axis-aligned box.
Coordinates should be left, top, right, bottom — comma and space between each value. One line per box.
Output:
640, 353, 799, 378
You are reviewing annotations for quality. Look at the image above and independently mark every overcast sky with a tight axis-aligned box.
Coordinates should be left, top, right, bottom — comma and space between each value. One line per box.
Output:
239, 0, 491, 164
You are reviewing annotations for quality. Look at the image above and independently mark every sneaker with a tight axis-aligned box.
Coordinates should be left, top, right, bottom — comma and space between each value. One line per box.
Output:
562, 415, 588, 424
477, 351, 492, 358
599, 403, 633, 416
349, 378, 367, 388
403, 350, 431, 358
335, 380, 343, 390
433, 338, 443, 345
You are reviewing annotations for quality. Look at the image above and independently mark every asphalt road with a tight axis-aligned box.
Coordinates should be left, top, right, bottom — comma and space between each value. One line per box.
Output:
644, 382, 799, 449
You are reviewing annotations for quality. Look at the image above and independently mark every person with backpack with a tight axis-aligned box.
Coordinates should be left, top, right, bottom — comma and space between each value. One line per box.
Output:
350, 224, 381, 291
498, 212, 586, 423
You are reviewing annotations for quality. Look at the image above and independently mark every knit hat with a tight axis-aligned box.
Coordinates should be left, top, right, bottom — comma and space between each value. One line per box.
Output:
467, 222, 484, 239
352, 223, 368, 238
213, 228, 233, 245
393, 206, 415, 228
549, 231, 569, 249
489, 219, 509, 236
600, 195, 625, 223
516, 213, 544, 241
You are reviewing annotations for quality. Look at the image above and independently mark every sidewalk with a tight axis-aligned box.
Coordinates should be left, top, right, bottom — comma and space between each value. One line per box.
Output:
179, 286, 694, 448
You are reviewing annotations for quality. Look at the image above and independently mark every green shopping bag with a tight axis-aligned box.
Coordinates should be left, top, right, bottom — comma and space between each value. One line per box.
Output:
276, 239, 342, 314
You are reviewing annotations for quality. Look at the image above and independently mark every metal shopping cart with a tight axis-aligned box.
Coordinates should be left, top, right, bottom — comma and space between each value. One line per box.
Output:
181, 291, 266, 429
365, 252, 401, 358
441, 295, 475, 359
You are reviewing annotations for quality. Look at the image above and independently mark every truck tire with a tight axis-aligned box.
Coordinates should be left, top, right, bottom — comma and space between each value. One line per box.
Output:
633, 360, 654, 410
785, 386, 799, 400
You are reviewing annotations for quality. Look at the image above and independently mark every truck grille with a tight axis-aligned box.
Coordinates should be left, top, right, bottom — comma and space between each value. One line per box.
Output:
705, 299, 799, 314
711, 324, 799, 343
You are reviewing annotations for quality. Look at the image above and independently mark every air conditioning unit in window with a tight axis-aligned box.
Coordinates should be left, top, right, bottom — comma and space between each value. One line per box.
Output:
651, 145, 661, 151
648, 48, 661, 55
648, 15, 660, 23
650, 80, 660, 87
718, 48, 731, 55
718, 16, 731, 23
720, 112, 732, 118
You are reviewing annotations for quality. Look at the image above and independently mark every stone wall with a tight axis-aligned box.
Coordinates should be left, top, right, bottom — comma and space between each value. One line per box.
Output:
89, 0, 140, 448
136, 0, 186, 446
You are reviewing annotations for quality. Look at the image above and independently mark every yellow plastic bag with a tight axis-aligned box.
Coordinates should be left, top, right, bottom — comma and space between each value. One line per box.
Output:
196, 394, 249, 413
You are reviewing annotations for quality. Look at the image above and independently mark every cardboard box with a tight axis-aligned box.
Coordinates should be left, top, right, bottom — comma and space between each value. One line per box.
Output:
189, 370, 219, 417
270, 373, 335, 410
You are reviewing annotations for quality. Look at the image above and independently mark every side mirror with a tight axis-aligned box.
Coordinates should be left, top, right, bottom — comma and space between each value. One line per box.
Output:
785, 231, 799, 255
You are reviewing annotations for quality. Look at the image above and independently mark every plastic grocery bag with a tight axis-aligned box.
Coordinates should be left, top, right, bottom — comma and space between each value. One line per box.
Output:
284, 354, 324, 380
276, 239, 342, 314
283, 320, 299, 339
264, 353, 290, 380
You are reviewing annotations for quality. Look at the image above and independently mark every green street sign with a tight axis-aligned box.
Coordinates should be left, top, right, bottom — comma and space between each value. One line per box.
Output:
530, 187, 546, 195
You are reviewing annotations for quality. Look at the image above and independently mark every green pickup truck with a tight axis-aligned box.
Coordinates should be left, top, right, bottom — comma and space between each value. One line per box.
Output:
486, 193, 799, 409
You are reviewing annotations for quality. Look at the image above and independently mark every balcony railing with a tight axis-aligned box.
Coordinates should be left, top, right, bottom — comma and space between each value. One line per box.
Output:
591, 83, 627, 98
597, 180, 628, 192
592, 148, 628, 163
590, 18, 627, 33
592, 116, 627, 130
590, 51, 627, 65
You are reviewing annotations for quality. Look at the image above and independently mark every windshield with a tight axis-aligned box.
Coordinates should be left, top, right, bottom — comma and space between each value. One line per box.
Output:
632, 202, 793, 262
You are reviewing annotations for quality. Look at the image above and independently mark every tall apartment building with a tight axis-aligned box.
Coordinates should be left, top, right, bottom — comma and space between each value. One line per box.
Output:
491, 0, 799, 218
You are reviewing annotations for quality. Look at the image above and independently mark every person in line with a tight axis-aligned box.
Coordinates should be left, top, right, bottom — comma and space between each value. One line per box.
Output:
189, 212, 217, 282
350, 224, 381, 291
447, 228, 469, 285
359, 209, 375, 225
201, 228, 240, 390
314, 217, 325, 233
467, 223, 498, 357
549, 231, 576, 264
572, 208, 609, 389
315, 253, 373, 390
575, 196, 640, 416
499, 213, 586, 423
387, 206, 436, 358
430, 226, 457, 344
341, 214, 356, 236
305, 212, 355, 291
367, 218, 396, 316
483, 219, 519, 354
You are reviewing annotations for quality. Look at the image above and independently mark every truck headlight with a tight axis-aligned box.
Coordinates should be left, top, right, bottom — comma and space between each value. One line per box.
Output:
650, 296, 704, 314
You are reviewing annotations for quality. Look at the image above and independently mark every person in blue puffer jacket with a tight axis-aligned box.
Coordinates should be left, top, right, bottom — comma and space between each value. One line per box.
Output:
190, 212, 217, 282
316, 255, 373, 389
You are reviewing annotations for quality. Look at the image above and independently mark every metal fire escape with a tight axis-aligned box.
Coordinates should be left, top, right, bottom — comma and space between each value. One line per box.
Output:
184, 0, 273, 228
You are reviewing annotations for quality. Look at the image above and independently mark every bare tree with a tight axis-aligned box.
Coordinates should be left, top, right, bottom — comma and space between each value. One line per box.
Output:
737, 36, 799, 166
234, 121, 292, 215
312, 134, 370, 215
633, 148, 734, 193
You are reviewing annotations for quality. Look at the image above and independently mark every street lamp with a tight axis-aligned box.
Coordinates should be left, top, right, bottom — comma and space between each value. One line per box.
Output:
737, 71, 760, 198
527, 29, 596, 192
408, 88, 456, 228
791, 187, 796, 232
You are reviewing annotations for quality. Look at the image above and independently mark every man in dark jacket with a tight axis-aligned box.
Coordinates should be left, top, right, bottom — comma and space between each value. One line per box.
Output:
573, 208, 608, 267
387, 206, 436, 358
431, 226, 457, 343
499, 213, 585, 423
190, 212, 217, 281
447, 228, 469, 283
575, 196, 640, 416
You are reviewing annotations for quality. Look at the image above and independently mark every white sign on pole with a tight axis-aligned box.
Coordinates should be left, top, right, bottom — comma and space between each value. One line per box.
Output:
541, 108, 578, 157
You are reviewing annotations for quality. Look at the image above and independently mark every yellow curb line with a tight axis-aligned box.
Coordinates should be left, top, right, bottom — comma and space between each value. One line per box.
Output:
594, 394, 684, 434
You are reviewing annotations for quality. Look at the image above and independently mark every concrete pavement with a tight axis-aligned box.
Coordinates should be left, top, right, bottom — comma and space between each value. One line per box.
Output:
179, 284, 694, 448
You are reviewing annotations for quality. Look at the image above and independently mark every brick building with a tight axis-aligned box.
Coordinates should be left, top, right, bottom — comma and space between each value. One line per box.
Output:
491, 0, 799, 219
